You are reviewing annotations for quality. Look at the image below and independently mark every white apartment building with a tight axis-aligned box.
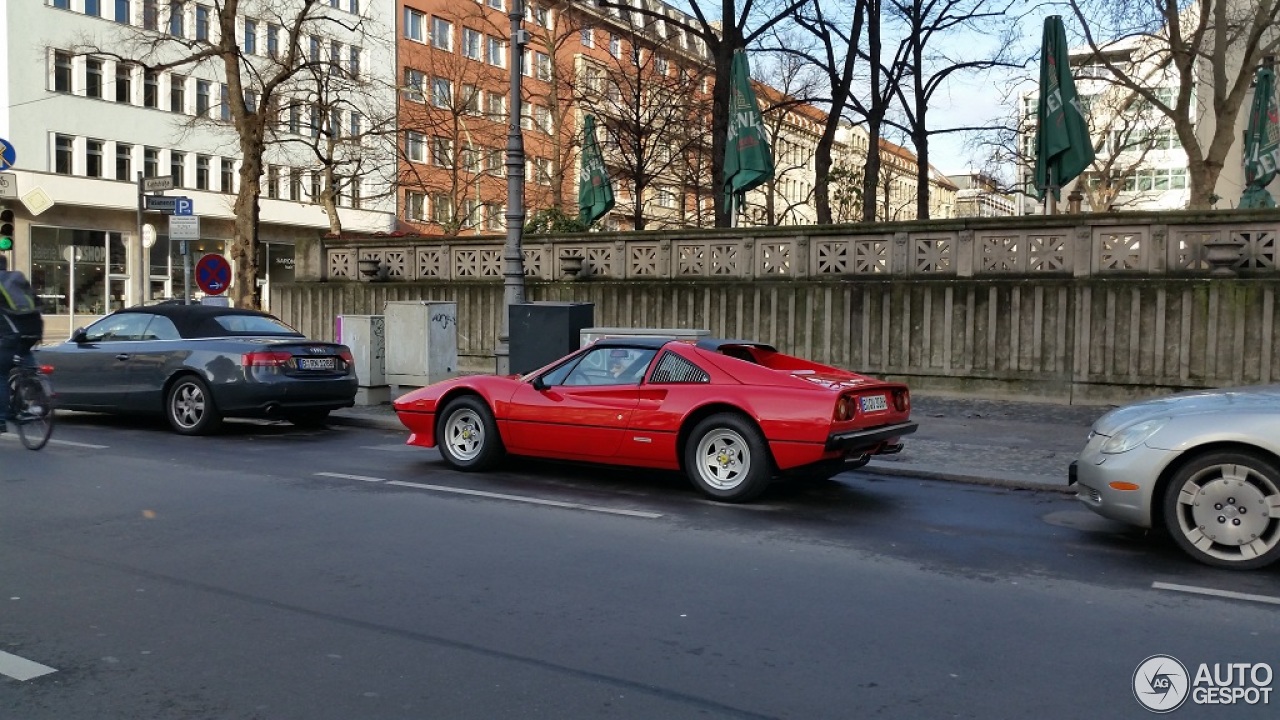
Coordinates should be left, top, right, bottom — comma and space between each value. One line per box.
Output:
0, 0, 397, 335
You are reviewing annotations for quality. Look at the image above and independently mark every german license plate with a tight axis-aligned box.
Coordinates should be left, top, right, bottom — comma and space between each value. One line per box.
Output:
860, 394, 888, 412
297, 357, 336, 371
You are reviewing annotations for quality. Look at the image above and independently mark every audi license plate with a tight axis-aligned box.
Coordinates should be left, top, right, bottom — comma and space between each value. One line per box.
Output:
860, 394, 888, 413
297, 357, 336, 371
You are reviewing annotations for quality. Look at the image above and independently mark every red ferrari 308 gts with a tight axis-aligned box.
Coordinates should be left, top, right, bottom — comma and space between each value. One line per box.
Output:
393, 337, 918, 502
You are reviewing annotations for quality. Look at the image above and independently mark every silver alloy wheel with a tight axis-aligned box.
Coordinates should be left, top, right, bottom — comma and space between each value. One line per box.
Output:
1173, 462, 1280, 563
695, 428, 752, 491
171, 382, 206, 429
444, 407, 485, 462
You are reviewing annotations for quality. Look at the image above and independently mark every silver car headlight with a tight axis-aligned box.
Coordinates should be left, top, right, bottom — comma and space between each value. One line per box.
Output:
1100, 418, 1169, 454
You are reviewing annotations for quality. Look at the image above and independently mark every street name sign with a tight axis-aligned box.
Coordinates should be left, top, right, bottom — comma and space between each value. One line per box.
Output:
169, 215, 200, 241
142, 175, 175, 192
144, 195, 192, 213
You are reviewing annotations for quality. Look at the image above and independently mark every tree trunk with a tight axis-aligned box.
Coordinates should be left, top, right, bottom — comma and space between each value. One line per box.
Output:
861, 118, 882, 221
914, 130, 930, 220
230, 127, 263, 310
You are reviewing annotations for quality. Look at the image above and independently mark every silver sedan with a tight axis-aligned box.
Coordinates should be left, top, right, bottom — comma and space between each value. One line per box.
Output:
1071, 385, 1280, 570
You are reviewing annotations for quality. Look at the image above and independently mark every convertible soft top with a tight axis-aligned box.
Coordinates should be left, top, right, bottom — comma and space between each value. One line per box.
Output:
118, 304, 303, 339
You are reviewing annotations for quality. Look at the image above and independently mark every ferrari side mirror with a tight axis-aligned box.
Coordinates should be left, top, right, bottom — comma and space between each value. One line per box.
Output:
531, 375, 548, 391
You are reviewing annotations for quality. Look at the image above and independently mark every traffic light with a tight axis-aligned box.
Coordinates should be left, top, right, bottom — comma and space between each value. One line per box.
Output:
0, 207, 14, 251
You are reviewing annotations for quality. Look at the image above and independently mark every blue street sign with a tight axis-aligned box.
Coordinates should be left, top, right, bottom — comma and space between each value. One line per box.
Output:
174, 197, 195, 216
0, 138, 15, 171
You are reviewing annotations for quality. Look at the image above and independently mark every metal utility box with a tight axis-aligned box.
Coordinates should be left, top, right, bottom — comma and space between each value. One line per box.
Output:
335, 314, 389, 405
509, 301, 595, 375
384, 300, 458, 387
580, 327, 711, 346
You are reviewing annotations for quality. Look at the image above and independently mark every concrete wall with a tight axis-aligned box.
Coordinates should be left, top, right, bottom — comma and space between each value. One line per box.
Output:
272, 276, 1280, 405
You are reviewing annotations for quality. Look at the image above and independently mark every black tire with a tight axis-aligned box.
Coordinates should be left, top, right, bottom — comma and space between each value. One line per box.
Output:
286, 410, 331, 428
10, 370, 54, 451
683, 413, 773, 503
165, 375, 222, 435
1161, 450, 1280, 570
435, 396, 504, 471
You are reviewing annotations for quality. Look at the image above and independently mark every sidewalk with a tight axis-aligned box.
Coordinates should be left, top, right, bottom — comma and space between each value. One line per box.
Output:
330, 393, 1111, 493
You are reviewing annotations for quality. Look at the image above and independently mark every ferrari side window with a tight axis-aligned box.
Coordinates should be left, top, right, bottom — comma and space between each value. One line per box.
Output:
563, 347, 656, 386
650, 352, 710, 384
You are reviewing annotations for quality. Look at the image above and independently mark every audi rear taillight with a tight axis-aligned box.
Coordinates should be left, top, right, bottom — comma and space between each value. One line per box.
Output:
242, 350, 292, 367
39, 365, 54, 375
834, 396, 853, 421
338, 348, 354, 364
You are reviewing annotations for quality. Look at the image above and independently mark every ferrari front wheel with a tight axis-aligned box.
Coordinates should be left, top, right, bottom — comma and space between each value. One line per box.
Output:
436, 396, 504, 471
684, 413, 773, 503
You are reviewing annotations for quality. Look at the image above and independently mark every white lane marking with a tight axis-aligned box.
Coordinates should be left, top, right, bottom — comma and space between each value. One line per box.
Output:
0, 435, 107, 450
385, 480, 663, 519
1152, 581, 1280, 606
314, 471, 386, 483
0, 650, 57, 681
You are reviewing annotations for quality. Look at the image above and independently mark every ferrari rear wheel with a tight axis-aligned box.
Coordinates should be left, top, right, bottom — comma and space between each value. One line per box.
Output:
436, 396, 504, 471
1161, 450, 1280, 570
684, 413, 772, 503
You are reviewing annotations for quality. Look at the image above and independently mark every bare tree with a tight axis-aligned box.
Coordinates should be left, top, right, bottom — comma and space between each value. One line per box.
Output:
888, 0, 1020, 219
1065, 0, 1280, 209
75, 0, 379, 309
752, 49, 824, 225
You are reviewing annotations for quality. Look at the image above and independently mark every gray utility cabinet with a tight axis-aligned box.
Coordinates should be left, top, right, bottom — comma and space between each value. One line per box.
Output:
384, 300, 458, 387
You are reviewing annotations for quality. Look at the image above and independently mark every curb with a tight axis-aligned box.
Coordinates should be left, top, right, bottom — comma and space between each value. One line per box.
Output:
329, 410, 1074, 494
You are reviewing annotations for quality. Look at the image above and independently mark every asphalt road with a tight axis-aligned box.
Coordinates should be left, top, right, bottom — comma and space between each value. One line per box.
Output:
1, 415, 1278, 720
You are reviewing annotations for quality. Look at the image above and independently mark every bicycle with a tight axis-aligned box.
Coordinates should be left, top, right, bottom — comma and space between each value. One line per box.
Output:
7, 355, 55, 450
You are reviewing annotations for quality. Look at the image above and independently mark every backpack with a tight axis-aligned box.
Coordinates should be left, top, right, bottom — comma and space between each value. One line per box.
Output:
0, 270, 43, 351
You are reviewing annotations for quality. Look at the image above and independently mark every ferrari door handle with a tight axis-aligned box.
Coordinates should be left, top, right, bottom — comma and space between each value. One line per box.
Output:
115, 354, 130, 361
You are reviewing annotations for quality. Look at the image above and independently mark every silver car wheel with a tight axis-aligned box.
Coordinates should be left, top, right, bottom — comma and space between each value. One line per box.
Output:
695, 428, 752, 491
1174, 462, 1280, 563
444, 408, 485, 462
171, 382, 207, 429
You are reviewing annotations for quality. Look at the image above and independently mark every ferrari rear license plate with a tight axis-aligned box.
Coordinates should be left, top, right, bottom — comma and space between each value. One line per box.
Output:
860, 394, 888, 412
297, 357, 336, 371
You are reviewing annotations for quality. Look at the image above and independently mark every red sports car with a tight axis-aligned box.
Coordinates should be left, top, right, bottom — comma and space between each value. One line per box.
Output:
393, 337, 918, 502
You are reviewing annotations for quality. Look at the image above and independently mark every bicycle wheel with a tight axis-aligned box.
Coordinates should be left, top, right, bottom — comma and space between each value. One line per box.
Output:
13, 372, 54, 451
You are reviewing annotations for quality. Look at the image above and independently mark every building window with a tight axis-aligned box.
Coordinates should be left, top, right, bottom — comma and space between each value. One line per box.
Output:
196, 154, 210, 189
85, 58, 105, 98
142, 0, 158, 30
115, 63, 133, 103
54, 51, 73, 93
405, 131, 425, 162
169, 74, 185, 113
348, 47, 360, 78
430, 17, 452, 51
486, 36, 505, 67
244, 18, 257, 54
403, 67, 425, 101
196, 80, 210, 116
195, 4, 210, 41
349, 111, 361, 137
86, 139, 104, 178
266, 165, 278, 198
116, 143, 133, 180
487, 0, 503, 10
462, 28, 481, 60
168, 1, 185, 37
244, 89, 257, 113
534, 51, 551, 81
609, 34, 620, 58
287, 104, 301, 134
170, 151, 186, 187
221, 158, 234, 193
144, 69, 158, 107
220, 83, 231, 120
89, 0, 104, 12
329, 39, 342, 69
462, 84, 480, 115
54, 135, 74, 175
404, 8, 424, 42
289, 168, 302, 201
431, 193, 452, 224
310, 171, 321, 203
53, 0, 71, 8
405, 191, 425, 221
431, 137, 453, 167
580, 26, 592, 48
309, 105, 320, 137
309, 35, 320, 62
430, 77, 451, 108
349, 0, 359, 13
349, 177, 361, 209
144, 146, 159, 178
267, 23, 279, 59
485, 148, 503, 174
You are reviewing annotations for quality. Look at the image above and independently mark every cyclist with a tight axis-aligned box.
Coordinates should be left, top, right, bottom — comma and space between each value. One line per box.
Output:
0, 254, 43, 433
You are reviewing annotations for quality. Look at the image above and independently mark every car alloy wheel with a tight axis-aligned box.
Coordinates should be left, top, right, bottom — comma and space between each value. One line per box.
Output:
166, 376, 222, 435
434, 396, 504, 471
1163, 451, 1280, 570
684, 413, 773, 503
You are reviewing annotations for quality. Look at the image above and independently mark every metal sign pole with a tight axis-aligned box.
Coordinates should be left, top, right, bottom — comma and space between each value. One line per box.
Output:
183, 241, 191, 304
135, 172, 144, 307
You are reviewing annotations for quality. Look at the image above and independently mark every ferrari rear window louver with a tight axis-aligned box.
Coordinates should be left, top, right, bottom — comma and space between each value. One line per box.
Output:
651, 353, 709, 384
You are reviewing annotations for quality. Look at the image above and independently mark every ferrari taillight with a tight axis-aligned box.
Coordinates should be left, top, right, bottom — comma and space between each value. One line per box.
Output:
242, 350, 292, 367
893, 390, 909, 412
834, 396, 853, 421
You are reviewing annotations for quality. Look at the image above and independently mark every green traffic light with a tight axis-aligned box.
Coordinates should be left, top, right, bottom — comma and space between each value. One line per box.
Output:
0, 206, 13, 251
0, 237, 11, 251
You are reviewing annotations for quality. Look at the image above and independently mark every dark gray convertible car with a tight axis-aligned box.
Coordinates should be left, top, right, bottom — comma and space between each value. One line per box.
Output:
35, 303, 357, 435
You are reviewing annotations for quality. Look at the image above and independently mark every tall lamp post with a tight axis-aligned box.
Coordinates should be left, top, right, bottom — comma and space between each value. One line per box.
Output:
495, 0, 529, 375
